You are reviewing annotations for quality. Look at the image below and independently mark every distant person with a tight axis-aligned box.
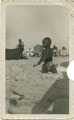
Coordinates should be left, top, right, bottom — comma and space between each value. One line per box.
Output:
53, 45, 57, 57
17, 39, 24, 59
62, 46, 66, 57
33, 37, 57, 73
58, 49, 61, 56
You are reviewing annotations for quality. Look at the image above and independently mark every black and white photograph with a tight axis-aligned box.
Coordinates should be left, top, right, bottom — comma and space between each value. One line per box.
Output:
5, 4, 70, 115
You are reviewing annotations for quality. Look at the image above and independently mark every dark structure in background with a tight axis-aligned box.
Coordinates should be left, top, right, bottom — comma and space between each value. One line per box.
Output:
6, 48, 27, 60
6, 39, 26, 60
6, 48, 22, 60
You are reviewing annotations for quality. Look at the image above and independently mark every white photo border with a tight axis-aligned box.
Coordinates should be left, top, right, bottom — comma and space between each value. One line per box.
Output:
1, 0, 74, 119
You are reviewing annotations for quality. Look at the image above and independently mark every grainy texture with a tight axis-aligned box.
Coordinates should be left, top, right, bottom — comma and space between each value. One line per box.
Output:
6, 57, 68, 114
1, 0, 74, 119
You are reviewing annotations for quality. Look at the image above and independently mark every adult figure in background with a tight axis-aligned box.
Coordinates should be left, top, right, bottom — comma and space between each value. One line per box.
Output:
17, 39, 24, 59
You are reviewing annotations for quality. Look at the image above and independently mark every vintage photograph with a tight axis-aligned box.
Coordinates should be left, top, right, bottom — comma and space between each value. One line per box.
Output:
5, 5, 69, 114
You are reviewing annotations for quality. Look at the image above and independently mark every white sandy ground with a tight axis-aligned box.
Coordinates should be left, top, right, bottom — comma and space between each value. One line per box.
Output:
6, 56, 68, 114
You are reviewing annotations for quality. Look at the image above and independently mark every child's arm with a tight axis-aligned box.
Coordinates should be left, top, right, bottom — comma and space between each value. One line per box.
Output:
33, 58, 42, 67
33, 53, 44, 67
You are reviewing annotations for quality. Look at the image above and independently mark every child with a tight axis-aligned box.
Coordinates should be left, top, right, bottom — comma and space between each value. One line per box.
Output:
33, 37, 57, 73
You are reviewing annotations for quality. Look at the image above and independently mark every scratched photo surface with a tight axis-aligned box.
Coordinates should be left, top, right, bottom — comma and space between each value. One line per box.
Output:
6, 5, 69, 114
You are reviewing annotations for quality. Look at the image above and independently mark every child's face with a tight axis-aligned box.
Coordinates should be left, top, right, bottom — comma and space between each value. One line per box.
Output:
43, 42, 47, 48
43, 40, 50, 48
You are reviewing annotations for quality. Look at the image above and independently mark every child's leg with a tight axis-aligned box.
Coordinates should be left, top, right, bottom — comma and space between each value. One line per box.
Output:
50, 64, 57, 73
42, 63, 48, 73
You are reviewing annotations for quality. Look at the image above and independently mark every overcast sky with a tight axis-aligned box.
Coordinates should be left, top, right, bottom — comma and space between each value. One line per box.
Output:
6, 5, 69, 50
